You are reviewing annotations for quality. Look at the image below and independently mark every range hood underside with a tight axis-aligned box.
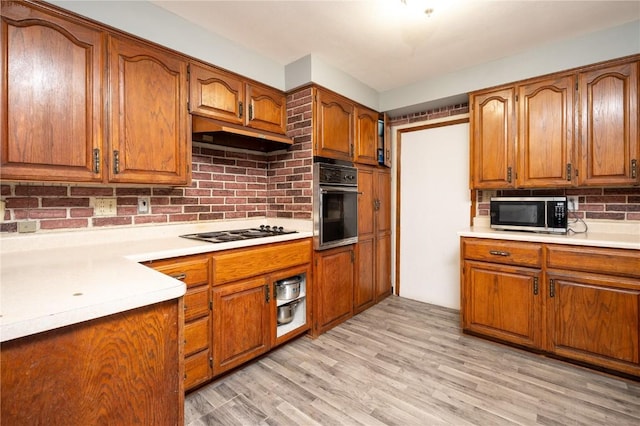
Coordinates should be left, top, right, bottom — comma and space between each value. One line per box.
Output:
191, 115, 293, 152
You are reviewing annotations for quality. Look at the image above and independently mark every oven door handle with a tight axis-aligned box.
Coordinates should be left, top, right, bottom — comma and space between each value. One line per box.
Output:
320, 186, 361, 194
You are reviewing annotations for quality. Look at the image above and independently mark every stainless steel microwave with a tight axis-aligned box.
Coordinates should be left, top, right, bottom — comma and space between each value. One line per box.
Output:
490, 196, 568, 234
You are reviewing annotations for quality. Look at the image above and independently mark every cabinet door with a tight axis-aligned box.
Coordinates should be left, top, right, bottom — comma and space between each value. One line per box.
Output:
1, 2, 104, 182
462, 261, 541, 348
314, 88, 354, 161
578, 60, 639, 186
518, 74, 575, 187
470, 87, 516, 188
213, 277, 271, 375
189, 63, 244, 125
354, 237, 375, 313
376, 168, 391, 234
314, 245, 354, 335
354, 106, 379, 165
375, 232, 392, 301
108, 35, 189, 185
246, 83, 287, 134
547, 272, 640, 376
357, 166, 375, 237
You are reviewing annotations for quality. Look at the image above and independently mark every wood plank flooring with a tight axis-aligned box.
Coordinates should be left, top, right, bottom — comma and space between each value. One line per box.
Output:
185, 296, 640, 425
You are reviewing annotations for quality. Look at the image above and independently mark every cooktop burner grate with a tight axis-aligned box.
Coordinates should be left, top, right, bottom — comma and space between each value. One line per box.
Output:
180, 225, 297, 244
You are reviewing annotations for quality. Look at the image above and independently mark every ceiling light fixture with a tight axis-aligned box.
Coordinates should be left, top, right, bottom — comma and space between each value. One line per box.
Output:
401, 0, 436, 17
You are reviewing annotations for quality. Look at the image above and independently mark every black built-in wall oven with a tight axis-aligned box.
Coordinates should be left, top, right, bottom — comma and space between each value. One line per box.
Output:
313, 161, 358, 250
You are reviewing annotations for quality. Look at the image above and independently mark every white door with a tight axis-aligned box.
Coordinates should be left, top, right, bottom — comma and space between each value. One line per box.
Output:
398, 121, 469, 309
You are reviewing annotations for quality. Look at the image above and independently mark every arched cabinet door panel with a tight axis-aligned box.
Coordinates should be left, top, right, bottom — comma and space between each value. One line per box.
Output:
1, 2, 104, 182
107, 35, 190, 185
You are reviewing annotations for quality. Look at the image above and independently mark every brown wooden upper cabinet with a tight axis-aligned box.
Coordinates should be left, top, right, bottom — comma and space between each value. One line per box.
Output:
189, 62, 287, 135
1, 1, 191, 185
470, 55, 639, 189
578, 60, 639, 186
354, 106, 379, 165
107, 35, 190, 185
313, 87, 354, 161
1, 1, 105, 183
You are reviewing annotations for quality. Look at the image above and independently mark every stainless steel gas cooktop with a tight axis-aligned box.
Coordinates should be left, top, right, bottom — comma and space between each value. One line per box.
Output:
180, 225, 297, 244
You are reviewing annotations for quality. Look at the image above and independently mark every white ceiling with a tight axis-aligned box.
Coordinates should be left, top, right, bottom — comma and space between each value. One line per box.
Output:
151, 0, 640, 93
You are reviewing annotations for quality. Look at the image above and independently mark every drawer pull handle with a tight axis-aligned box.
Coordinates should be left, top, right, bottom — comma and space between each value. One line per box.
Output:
170, 273, 187, 281
550, 279, 555, 298
489, 250, 510, 257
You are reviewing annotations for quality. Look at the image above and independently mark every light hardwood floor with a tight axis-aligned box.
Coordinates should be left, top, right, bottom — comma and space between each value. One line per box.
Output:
185, 296, 640, 425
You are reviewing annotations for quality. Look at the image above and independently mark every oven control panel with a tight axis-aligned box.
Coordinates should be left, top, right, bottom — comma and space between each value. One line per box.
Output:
316, 163, 357, 186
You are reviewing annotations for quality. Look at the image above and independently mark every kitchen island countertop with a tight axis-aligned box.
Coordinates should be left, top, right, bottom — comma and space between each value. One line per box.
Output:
0, 219, 312, 342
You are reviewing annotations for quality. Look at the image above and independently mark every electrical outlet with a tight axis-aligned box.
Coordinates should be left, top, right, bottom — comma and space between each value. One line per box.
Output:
568, 196, 579, 211
138, 197, 150, 214
94, 197, 117, 216
18, 221, 37, 233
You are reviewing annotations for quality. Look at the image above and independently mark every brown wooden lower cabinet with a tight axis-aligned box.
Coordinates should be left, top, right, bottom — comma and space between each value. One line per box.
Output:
313, 244, 355, 336
0, 300, 184, 425
213, 276, 272, 375
463, 260, 541, 349
461, 237, 640, 378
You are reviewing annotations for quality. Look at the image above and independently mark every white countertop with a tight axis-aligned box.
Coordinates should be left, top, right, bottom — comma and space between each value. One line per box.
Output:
458, 218, 640, 250
0, 219, 313, 342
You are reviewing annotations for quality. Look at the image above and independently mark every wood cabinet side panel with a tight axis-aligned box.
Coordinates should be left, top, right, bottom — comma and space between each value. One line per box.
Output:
0, 300, 182, 425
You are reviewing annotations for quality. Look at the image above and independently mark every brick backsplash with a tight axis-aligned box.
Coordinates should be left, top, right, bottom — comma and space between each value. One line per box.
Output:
388, 103, 469, 125
0, 88, 314, 234
476, 188, 640, 221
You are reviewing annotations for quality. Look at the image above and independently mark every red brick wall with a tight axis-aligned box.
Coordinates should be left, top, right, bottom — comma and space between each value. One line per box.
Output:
389, 103, 470, 126
0, 89, 314, 233
476, 188, 640, 221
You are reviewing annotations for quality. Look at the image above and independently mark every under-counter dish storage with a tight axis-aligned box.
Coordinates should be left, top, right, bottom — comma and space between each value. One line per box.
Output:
211, 238, 312, 376
461, 237, 640, 378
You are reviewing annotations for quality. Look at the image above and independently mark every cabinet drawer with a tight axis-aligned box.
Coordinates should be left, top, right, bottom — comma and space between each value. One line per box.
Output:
184, 316, 210, 357
184, 350, 211, 391
184, 285, 210, 322
149, 256, 210, 288
546, 245, 640, 278
213, 239, 312, 285
462, 238, 542, 267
